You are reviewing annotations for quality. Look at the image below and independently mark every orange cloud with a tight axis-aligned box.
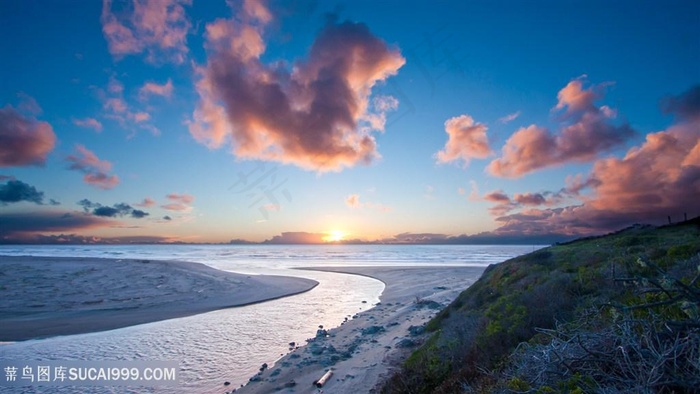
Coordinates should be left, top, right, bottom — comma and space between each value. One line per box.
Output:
189, 1, 405, 172
0, 104, 56, 167
436, 115, 492, 166
66, 145, 119, 189
101, 0, 191, 64
488, 77, 634, 178
345, 193, 391, 212
346, 194, 361, 208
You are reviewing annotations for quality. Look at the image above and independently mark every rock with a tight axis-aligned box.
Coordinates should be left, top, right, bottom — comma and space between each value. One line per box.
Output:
318, 324, 324, 329
288, 341, 296, 347
408, 325, 424, 336
284, 380, 296, 388
362, 300, 367, 303
316, 329, 329, 338
259, 363, 268, 372
361, 325, 385, 335
397, 338, 417, 348
224, 381, 231, 386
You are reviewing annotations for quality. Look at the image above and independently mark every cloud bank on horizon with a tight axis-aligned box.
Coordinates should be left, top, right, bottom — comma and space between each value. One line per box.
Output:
0, 0, 698, 244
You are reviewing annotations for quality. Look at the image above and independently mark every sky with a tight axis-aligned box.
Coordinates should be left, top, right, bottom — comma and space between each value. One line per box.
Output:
1, 0, 699, 244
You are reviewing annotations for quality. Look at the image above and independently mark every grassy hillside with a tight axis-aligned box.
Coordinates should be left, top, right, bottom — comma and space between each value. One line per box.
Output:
383, 219, 700, 393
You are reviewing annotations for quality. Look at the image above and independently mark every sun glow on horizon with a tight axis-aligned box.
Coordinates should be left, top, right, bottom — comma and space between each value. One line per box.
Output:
324, 230, 346, 243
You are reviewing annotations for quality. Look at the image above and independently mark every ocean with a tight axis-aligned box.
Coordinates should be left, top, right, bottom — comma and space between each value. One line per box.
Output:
0, 244, 538, 393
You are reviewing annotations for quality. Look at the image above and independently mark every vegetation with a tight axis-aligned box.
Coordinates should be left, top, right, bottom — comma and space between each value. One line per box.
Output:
382, 218, 700, 393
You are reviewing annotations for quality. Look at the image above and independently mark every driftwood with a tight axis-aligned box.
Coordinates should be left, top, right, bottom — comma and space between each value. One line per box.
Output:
314, 369, 333, 388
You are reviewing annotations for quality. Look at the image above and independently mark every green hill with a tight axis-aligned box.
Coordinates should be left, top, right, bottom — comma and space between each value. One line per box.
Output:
383, 219, 700, 393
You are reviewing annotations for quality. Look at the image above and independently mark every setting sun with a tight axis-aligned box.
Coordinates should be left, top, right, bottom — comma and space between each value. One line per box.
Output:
324, 230, 346, 243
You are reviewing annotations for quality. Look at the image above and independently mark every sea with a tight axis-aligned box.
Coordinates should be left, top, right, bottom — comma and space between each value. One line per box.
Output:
0, 244, 539, 393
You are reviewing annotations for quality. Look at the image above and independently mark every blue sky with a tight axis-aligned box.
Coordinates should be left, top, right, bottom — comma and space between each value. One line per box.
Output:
1, 0, 699, 243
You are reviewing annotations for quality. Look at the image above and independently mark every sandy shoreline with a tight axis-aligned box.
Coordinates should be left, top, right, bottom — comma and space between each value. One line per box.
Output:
236, 266, 486, 394
0, 255, 318, 341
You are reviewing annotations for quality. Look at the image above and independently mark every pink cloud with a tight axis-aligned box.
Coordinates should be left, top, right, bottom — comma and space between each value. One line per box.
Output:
66, 145, 119, 189
100, 75, 159, 137
436, 115, 492, 166
188, 1, 405, 172
135, 197, 156, 207
482, 190, 510, 203
139, 79, 173, 100
73, 117, 103, 132
101, 0, 191, 64
498, 111, 521, 124
513, 192, 546, 206
161, 193, 194, 211
0, 104, 56, 167
491, 85, 700, 236
488, 77, 634, 178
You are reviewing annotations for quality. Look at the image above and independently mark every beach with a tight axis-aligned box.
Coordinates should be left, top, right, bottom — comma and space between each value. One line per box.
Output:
0, 256, 318, 341
237, 266, 486, 394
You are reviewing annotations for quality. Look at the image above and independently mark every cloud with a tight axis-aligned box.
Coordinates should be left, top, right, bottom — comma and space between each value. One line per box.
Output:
188, 1, 405, 172
0, 104, 57, 167
100, 75, 159, 136
513, 192, 547, 206
0, 211, 114, 239
661, 84, 700, 121
139, 79, 174, 100
78, 199, 149, 219
101, 0, 191, 64
498, 111, 521, 124
345, 194, 361, 208
66, 145, 120, 189
135, 197, 157, 207
483, 190, 511, 203
435, 115, 492, 166
163, 215, 172, 221
263, 232, 327, 244
488, 77, 634, 178
344, 193, 391, 212
161, 193, 194, 211
73, 117, 103, 132
489, 85, 700, 236
0, 179, 47, 205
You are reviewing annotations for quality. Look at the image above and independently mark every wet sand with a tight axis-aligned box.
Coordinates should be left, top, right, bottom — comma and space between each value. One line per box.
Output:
0, 256, 318, 341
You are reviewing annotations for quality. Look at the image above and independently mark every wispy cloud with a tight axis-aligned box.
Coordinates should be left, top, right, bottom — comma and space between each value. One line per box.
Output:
498, 110, 521, 124
73, 117, 103, 132
66, 144, 120, 189
345, 193, 391, 212
0, 99, 56, 167
161, 192, 194, 211
139, 79, 173, 100
488, 77, 634, 178
188, 0, 405, 172
134, 197, 157, 207
101, 0, 191, 64
99, 75, 159, 136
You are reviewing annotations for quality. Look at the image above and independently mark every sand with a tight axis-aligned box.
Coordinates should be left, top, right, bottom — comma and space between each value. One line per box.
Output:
236, 266, 486, 394
0, 256, 318, 341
